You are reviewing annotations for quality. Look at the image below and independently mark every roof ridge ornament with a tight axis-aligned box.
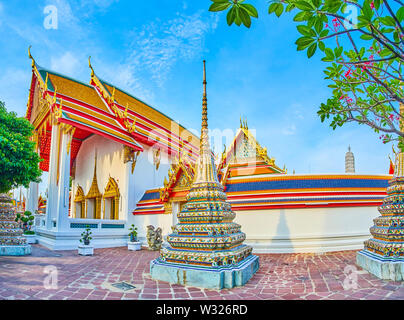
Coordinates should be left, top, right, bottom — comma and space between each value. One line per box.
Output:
28, 45, 35, 68
88, 56, 95, 77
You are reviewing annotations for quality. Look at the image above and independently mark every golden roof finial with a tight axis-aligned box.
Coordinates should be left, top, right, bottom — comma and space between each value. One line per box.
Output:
28, 45, 35, 68
88, 56, 95, 77
202, 60, 208, 131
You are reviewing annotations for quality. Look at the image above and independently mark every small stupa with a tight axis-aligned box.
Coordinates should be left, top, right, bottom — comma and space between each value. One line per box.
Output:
356, 150, 404, 280
150, 61, 259, 289
0, 193, 31, 256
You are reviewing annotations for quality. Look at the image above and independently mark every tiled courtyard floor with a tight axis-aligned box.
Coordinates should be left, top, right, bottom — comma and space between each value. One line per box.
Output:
0, 244, 403, 300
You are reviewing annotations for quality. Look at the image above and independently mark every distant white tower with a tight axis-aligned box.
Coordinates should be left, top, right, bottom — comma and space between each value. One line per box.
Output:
345, 146, 355, 173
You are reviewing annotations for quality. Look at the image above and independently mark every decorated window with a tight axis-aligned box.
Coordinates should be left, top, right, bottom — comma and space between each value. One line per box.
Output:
103, 177, 120, 220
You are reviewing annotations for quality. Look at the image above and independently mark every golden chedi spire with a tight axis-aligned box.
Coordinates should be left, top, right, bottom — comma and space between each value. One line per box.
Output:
193, 60, 220, 185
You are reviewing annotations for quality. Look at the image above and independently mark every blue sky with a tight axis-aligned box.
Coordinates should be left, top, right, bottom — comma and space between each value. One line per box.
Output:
0, 0, 393, 175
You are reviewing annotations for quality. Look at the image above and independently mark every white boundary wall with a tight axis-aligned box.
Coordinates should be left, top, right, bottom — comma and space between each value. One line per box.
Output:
234, 206, 379, 253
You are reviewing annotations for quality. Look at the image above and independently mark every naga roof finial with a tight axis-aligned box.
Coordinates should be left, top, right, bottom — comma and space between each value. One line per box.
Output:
88, 56, 95, 77
28, 45, 35, 68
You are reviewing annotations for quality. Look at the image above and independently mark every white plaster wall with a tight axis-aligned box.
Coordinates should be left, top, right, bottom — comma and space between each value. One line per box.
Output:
234, 206, 380, 253
126, 144, 171, 234
72, 134, 130, 221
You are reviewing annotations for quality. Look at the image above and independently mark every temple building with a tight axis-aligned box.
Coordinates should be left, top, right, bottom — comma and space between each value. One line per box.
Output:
25, 49, 199, 249
25, 51, 392, 253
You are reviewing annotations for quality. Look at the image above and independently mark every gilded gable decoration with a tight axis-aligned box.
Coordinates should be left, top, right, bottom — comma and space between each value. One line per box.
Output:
123, 145, 140, 174
160, 157, 195, 203
153, 148, 161, 171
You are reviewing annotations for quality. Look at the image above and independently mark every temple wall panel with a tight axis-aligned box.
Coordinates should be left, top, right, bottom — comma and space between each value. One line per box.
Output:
72, 134, 129, 220
127, 144, 171, 218
234, 206, 381, 253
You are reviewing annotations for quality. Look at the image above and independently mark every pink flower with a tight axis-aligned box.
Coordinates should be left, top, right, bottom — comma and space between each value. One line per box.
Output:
370, 1, 374, 9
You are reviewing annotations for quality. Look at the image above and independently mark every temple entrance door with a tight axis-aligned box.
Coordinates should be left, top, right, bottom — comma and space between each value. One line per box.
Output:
104, 197, 117, 220
86, 199, 95, 219
75, 202, 82, 218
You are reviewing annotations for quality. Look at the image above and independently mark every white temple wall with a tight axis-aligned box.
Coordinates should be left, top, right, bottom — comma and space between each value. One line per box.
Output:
234, 206, 380, 253
126, 144, 171, 230
72, 134, 129, 220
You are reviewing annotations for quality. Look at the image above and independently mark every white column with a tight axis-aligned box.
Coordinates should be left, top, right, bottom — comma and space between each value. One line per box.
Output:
55, 129, 72, 231
45, 124, 60, 230
172, 202, 179, 227
26, 181, 39, 214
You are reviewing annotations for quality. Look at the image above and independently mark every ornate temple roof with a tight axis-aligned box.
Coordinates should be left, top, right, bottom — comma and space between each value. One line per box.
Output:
25, 49, 200, 172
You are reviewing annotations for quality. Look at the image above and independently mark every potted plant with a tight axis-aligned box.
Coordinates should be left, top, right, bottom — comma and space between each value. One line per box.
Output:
15, 210, 37, 244
127, 224, 141, 251
78, 225, 94, 256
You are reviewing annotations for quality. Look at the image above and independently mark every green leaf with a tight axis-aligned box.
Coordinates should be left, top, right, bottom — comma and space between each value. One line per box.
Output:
295, 1, 315, 11
240, 3, 258, 18
380, 16, 396, 27
361, 0, 373, 21
312, 0, 321, 8
307, 43, 317, 58
360, 34, 373, 40
296, 36, 315, 50
275, 3, 284, 17
209, 2, 231, 12
314, 19, 323, 34
234, 7, 242, 26
227, 6, 236, 25
318, 41, 325, 51
297, 25, 315, 37
334, 46, 343, 58
397, 7, 404, 22
239, 6, 251, 27
293, 11, 311, 22
268, 3, 278, 14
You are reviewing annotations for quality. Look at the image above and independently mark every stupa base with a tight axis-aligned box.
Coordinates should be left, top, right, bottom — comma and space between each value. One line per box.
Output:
0, 245, 32, 256
150, 255, 259, 289
357, 250, 404, 281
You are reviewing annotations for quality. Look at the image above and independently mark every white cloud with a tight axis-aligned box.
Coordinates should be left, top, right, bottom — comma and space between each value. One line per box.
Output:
125, 11, 218, 87
0, 68, 31, 116
50, 51, 80, 76
282, 124, 296, 135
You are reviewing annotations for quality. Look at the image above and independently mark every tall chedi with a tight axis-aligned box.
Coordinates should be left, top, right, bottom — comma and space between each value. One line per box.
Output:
150, 61, 259, 289
345, 146, 355, 173
356, 104, 404, 281
0, 193, 31, 256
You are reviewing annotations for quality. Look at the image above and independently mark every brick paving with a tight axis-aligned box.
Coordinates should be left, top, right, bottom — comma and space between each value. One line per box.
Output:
0, 244, 403, 300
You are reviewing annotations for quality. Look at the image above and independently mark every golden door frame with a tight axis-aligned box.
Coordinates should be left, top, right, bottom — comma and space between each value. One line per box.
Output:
74, 185, 86, 218
103, 177, 120, 220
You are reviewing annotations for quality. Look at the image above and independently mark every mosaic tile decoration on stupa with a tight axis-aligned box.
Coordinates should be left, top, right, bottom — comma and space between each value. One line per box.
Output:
153, 60, 256, 272
0, 194, 27, 246
360, 152, 404, 262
